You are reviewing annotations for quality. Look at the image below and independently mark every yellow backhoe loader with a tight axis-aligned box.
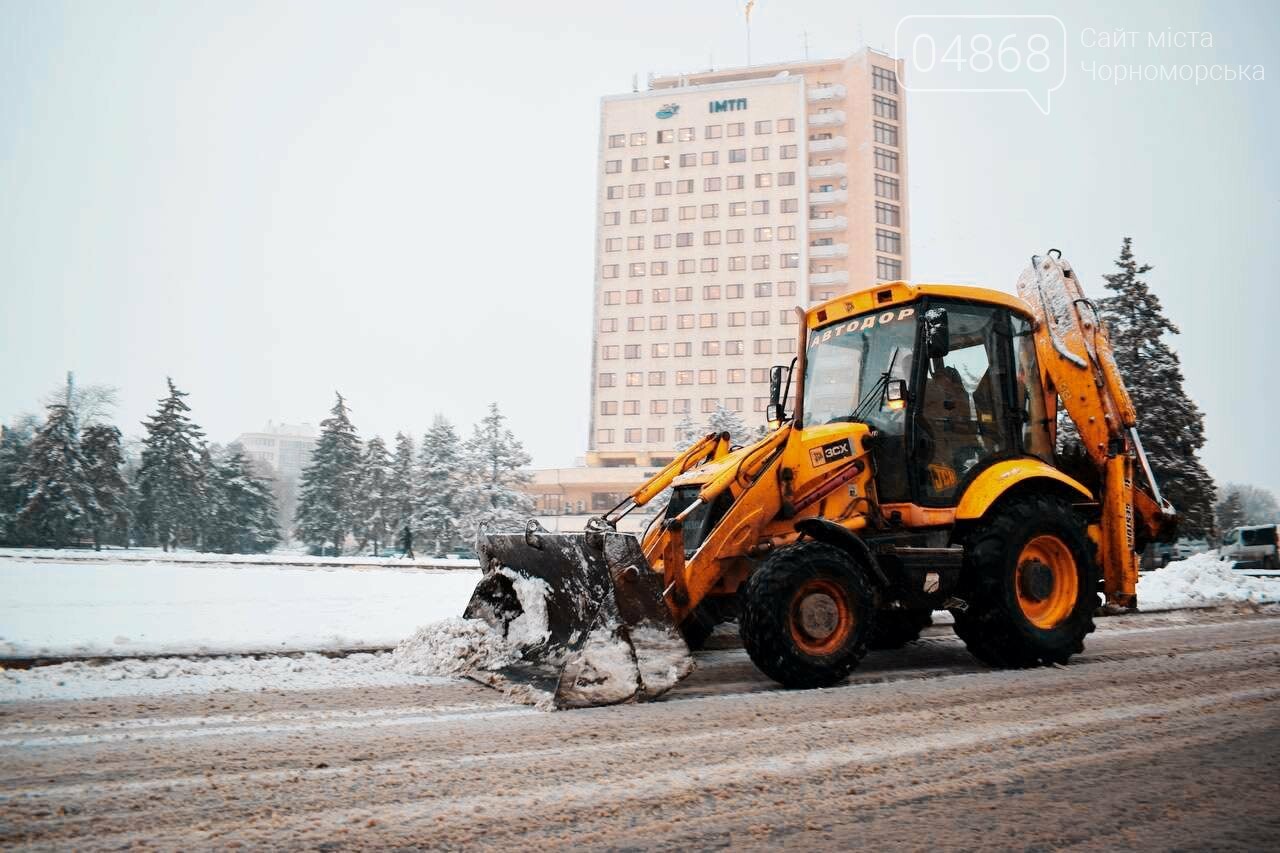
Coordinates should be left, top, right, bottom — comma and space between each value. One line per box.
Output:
463, 251, 1178, 708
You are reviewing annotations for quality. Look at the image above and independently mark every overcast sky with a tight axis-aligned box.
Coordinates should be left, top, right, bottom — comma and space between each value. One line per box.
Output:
2, 0, 1277, 495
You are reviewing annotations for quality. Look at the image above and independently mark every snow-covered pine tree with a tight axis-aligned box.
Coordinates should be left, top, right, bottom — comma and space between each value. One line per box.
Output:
673, 414, 700, 451
459, 403, 535, 543
135, 379, 206, 551
294, 392, 362, 555
355, 435, 393, 555
0, 416, 39, 545
414, 415, 466, 556
15, 403, 98, 547
81, 424, 131, 550
1096, 238, 1217, 536
705, 404, 750, 446
387, 432, 417, 547
205, 445, 280, 554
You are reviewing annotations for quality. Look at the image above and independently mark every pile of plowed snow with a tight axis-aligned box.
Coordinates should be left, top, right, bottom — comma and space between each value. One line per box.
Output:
1138, 553, 1280, 609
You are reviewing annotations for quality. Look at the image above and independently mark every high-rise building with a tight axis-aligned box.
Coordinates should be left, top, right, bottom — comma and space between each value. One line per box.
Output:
234, 421, 317, 481
586, 49, 909, 468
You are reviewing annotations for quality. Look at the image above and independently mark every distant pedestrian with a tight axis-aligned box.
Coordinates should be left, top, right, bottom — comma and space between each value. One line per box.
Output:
400, 524, 414, 559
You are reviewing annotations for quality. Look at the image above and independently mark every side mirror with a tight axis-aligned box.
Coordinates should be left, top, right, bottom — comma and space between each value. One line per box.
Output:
767, 362, 793, 428
924, 307, 950, 359
885, 378, 908, 410
769, 364, 785, 406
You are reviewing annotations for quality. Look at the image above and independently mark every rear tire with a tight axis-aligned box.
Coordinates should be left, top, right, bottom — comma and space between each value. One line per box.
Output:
953, 494, 1099, 668
870, 609, 933, 650
739, 542, 877, 689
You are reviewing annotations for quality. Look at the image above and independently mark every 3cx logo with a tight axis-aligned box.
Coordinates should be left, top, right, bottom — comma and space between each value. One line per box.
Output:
655, 103, 680, 119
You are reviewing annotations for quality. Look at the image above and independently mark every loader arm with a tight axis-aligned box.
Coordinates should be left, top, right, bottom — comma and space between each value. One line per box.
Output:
1016, 251, 1177, 609
594, 431, 734, 528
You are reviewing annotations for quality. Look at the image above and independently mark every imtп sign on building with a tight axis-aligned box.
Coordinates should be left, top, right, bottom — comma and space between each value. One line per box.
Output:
709, 97, 748, 113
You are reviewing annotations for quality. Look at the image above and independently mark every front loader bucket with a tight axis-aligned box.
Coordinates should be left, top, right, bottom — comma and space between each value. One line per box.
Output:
463, 523, 694, 709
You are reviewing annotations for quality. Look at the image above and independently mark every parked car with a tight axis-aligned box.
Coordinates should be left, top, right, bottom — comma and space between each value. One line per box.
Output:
1174, 538, 1210, 560
1218, 524, 1279, 569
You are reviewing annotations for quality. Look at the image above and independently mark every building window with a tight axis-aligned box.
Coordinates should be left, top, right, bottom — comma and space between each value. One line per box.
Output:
780, 198, 798, 213
729, 201, 747, 217
649, 315, 668, 330
652, 342, 669, 357
653, 154, 670, 170
754, 397, 769, 412
701, 204, 718, 219
600, 317, 617, 332
627, 183, 644, 198
625, 428, 642, 443
677, 313, 695, 329
600, 400, 618, 415
680, 152, 697, 167
724, 397, 742, 412
754, 281, 772, 297
704, 231, 722, 246
877, 256, 903, 280
705, 124, 723, 139
673, 398, 691, 413
624, 344, 641, 359
597, 428, 615, 444
698, 369, 716, 384
702, 151, 719, 166
700, 258, 718, 273
703, 284, 721, 299
647, 427, 665, 443
626, 288, 642, 303
751, 367, 769, 383
651, 207, 668, 222
778, 280, 796, 296
675, 286, 692, 301
751, 146, 769, 161
725, 121, 743, 136
676, 370, 694, 385
728, 256, 746, 271
704, 176, 722, 192
650, 260, 668, 276
728, 368, 746, 383
674, 342, 692, 357
726, 175, 745, 190
608, 134, 626, 148
777, 171, 796, 186
623, 399, 640, 415
654, 234, 672, 250
872, 95, 898, 120
729, 311, 746, 327
631, 157, 648, 172
726, 283, 744, 298
777, 226, 796, 240
651, 399, 669, 414
627, 235, 644, 250
599, 373, 616, 387
726, 339, 743, 355
875, 175, 900, 200
605, 159, 621, 174
780, 310, 797, 324
876, 201, 900, 227
754, 227, 773, 242
780, 253, 799, 269
751, 310, 770, 326
872, 66, 899, 94
876, 228, 902, 255
779, 144, 798, 159
875, 148, 899, 173
676, 231, 693, 247
679, 205, 696, 220
753, 339, 772, 354
630, 209, 648, 223
752, 254, 770, 270
602, 211, 620, 226
755, 173, 773, 188
605, 237, 621, 252
752, 200, 770, 215
874, 121, 898, 146
657, 129, 674, 143
726, 228, 744, 244
628, 316, 644, 331
604, 288, 621, 303
626, 372, 643, 386
655, 181, 671, 196
699, 312, 717, 328
729, 148, 747, 163
698, 398, 717, 414
678, 259, 695, 274
679, 127, 695, 142
652, 287, 670, 302
778, 337, 796, 353
607, 185, 622, 199
648, 371, 666, 386
601, 345, 619, 359
754, 120, 772, 134
630, 132, 647, 146
702, 340, 721, 356
674, 179, 692, 194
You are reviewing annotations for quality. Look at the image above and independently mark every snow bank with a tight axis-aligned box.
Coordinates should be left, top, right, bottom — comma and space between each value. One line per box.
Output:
0, 546, 479, 570
0, 558, 481, 659
0, 652, 445, 703
1138, 553, 1280, 610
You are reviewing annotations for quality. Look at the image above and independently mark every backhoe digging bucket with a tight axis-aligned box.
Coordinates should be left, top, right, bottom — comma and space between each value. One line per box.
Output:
463, 522, 695, 709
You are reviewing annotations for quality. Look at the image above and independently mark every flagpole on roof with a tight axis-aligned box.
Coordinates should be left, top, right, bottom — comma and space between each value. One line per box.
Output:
745, 0, 755, 65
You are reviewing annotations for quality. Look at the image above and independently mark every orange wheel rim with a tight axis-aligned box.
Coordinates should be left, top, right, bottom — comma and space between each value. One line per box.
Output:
1015, 534, 1078, 629
788, 578, 854, 655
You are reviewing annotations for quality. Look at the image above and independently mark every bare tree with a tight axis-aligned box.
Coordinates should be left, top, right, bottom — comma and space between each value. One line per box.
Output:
44, 372, 119, 427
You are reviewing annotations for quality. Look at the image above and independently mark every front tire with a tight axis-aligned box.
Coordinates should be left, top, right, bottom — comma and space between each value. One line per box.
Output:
739, 542, 877, 688
953, 494, 1099, 668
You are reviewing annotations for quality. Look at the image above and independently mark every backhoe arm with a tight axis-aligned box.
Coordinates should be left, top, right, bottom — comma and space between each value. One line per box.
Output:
595, 431, 733, 528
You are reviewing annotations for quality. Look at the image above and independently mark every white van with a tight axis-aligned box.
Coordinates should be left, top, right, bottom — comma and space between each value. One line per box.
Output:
1218, 525, 1279, 569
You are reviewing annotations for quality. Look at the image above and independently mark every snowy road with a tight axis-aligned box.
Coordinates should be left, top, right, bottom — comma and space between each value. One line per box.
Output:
2, 607, 1278, 849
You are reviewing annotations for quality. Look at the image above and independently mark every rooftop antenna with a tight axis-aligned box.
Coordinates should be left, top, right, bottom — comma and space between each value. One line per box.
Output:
745, 0, 755, 65
631, 72, 639, 93
802, 30, 810, 60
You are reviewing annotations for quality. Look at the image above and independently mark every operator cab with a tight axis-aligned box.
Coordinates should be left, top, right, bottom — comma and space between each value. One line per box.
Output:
799, 294, 1053, 507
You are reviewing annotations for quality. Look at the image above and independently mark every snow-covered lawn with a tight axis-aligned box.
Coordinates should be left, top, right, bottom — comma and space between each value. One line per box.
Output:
0, 557, 480, 659
0, 546, 479, 570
